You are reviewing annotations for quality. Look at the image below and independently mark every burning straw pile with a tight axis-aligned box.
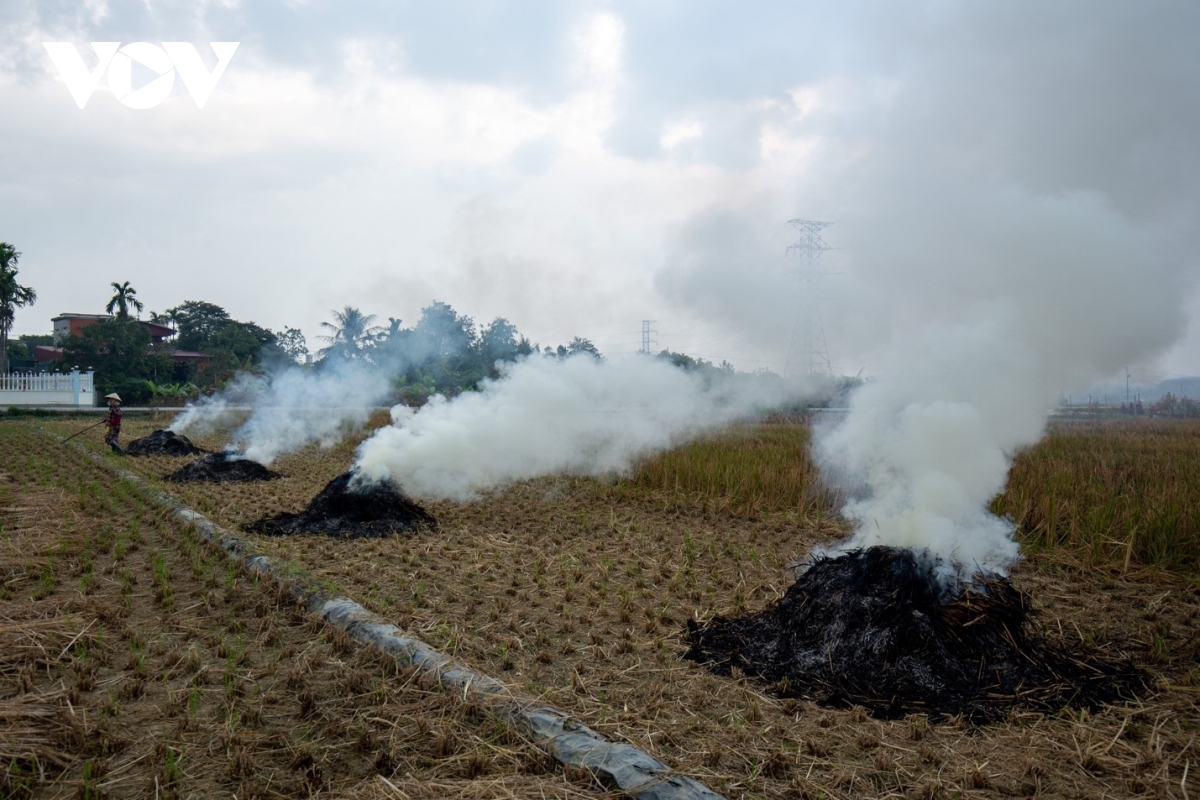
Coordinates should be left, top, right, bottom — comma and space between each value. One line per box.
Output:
247, 471, 436, 539
164, 452, 282, 483
685, 546, 1148, 721
125, 429, 205, 457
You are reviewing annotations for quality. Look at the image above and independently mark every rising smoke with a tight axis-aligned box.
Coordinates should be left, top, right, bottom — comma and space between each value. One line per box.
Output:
810, 184, 1188, 577
168, 302, 490, 464
659, 3, 1199, 577
170, 361, 392, 465
353, 354, 792, 499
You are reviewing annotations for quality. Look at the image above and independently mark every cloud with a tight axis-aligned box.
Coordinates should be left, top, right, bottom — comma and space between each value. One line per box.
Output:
657, 1, 1200, 378
1, 0, 1196, 386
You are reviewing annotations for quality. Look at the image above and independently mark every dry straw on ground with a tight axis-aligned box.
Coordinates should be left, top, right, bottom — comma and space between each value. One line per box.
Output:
0, 425, 618, 799
36, 415, 1200, 799
996, 419, 1200, 573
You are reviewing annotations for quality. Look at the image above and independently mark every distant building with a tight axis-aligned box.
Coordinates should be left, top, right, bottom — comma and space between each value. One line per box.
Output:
51, 313, 175, 345
33, 345, 62, 364
38, 313, 211, 368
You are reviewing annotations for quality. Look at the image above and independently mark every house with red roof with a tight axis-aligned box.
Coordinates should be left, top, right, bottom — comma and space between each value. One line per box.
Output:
36, 313, 212, 368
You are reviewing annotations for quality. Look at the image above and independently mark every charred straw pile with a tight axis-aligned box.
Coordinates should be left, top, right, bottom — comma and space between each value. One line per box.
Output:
246, 471, 436, 539
163, 452, 282, 483
685, 546, 1148, 721
125, 429, 206, 456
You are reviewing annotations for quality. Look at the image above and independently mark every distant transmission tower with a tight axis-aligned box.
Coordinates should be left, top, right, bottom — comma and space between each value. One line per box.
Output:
783, 219, 834, 378
640, 320, 657, 354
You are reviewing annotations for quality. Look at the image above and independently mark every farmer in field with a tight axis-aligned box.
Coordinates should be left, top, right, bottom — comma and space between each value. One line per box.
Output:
103, 393, 123, 454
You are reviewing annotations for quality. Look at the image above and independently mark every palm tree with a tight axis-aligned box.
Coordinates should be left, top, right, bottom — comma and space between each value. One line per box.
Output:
0, 243, 36, 372
106, 281, 144, 319
318, 306, 381, 360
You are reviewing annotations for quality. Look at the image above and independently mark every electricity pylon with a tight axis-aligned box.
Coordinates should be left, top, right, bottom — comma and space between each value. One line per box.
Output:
783, 219, 834, 378
640, 320, 657, 354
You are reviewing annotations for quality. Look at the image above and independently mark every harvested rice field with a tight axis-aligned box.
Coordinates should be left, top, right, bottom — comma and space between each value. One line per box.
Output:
0, 420, 618, 799
20, 414, 1200, 799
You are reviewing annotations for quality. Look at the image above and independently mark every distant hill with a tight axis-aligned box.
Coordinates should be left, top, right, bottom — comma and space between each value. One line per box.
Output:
1159, 377, 1200, 399
1065, 375, 1200, 407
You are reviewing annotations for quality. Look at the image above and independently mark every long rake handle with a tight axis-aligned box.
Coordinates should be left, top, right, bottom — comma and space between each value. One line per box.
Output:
62, 419, 108, 443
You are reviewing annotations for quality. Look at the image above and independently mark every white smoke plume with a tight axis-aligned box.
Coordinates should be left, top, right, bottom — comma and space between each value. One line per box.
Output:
169, 371, 260, 438
170, 362, 392, 465
658, 3, 1199, 577
353, 354, 794, 499
809, 184, 1191, 577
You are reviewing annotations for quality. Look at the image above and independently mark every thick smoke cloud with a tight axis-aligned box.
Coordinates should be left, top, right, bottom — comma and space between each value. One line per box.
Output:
354, 354, 790, 499
813, 178, 1188, 575
658, 2, 1200, 575
170, 362, 391, 465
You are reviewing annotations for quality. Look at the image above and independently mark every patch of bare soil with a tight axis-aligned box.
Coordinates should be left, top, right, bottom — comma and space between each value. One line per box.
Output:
164, 452, 283, 483
247, 471, 436, 538
0, 424, 616, 800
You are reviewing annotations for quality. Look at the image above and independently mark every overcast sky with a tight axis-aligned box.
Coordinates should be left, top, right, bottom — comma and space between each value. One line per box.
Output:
2, 1, 1197, 381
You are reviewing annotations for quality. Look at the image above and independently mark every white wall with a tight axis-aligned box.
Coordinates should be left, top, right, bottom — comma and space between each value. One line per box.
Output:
0, 389, 97, 407
0, 370, 97, 407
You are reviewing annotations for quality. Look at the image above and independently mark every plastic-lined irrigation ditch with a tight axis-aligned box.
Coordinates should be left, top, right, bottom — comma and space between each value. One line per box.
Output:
62, 434, 725, 800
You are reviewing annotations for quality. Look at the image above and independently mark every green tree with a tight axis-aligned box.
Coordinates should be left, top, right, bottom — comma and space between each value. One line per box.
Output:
274, 326, 308, 364
566, 337, 601, 359
0, 243, 37, 372
478, 317, 521, 362
159, 301, 231, 351
319, 306, 381, 361
371, 317, 413, 368
105, 281, 144, 319
144, 379, 201, 407
155, 301, 288, 385
473, 317, 534, 380
405, 302, 480, 393
656, 349, 699, 370
59, 318, 172, 403
194, 320, 277, 383
7, 334, 53, 362
412, 301, 474, 360
209, 323, 273, 364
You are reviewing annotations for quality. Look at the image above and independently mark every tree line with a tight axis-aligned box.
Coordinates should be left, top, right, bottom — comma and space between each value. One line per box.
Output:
70, 297, 602, 404
0, 244, 611, 404
305, 301, 602, 405
2, 240, 761, 406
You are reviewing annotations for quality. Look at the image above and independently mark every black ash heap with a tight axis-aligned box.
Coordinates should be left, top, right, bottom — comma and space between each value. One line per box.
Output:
246, 470, 435, 539
125, 429, 206, 457
164, 452, 282, 483
685, 546, 1147, 721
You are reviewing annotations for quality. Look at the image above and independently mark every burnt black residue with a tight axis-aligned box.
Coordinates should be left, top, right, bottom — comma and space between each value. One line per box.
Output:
684, 546, 1148, 721
245, 471, 436, 539
163, 452, 282, 483
126, 429, 206, 457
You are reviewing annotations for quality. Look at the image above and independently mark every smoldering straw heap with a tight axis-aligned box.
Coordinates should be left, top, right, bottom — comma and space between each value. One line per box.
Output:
685, 546, 1147, 721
